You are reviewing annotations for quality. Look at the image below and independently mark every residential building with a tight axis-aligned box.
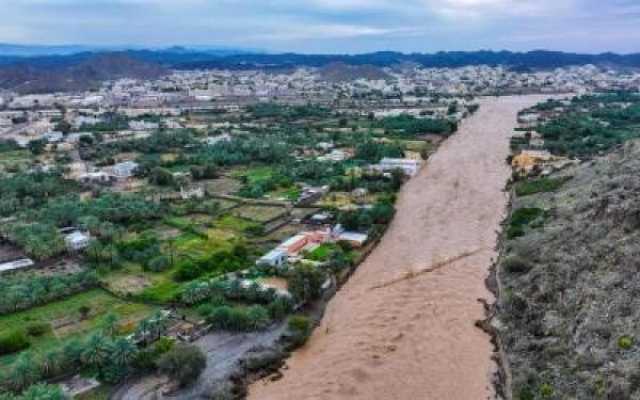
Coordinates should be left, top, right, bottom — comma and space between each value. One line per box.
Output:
332, 224, 369, 247
64, 231, 91, 251
376, 158, 422, 177
112, 161, 139, 179
43, 131, 64, 143
0, 258, 34, 274
256, 248, 288, 268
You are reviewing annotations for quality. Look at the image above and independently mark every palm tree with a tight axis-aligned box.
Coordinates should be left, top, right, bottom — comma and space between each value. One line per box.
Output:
19, 383, 66, 400
151, 311, 169, 340
39, 350, 60, 378
101, 313, 120, 337
9, 353, 39, 392
82, 333, 111, 368
62, 339, 84, 368
111, 338, 137, 367
135, 318, 152, 345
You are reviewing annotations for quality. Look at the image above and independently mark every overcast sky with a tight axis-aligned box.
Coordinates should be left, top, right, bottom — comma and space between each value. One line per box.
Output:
1, 0, 639, 54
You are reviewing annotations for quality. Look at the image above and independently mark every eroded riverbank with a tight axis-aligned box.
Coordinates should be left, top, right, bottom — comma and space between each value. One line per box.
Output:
248, 95, 551, 400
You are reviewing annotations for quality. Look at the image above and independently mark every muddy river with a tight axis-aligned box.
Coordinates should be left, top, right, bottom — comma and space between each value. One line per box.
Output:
248, 95, 552, 400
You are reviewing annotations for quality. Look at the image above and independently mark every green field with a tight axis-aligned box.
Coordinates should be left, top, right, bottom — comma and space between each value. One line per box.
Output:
0, 289, 156, 365
232, 205, 288, 223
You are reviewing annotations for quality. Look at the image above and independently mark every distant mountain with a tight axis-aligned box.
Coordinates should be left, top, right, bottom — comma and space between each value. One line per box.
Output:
0, 43, 261, 58
0, 53, 167, 94
0, 43, 99, 57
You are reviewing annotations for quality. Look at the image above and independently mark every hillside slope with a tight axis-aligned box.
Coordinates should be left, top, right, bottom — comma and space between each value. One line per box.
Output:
498, 141, 640, 399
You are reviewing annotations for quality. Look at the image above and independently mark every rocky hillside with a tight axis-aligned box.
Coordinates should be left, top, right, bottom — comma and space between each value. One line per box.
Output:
497, 141, 640, 399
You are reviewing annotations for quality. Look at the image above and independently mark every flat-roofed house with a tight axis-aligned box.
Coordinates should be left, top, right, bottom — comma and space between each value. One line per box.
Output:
0, 258, 34, 274
65, 231, 91, 251
376, 158, 422, 177
112, 161, 139, 179
256, 248, 288, 268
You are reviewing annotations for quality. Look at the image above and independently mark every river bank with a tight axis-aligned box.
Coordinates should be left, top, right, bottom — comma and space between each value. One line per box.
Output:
248, 95, 551, 400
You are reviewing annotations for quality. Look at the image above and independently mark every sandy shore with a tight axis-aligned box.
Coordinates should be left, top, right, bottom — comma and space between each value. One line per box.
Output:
248, 95, 551, 400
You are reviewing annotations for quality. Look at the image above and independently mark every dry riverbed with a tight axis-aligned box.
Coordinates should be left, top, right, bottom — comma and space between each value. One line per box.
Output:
248, 95, 551, 400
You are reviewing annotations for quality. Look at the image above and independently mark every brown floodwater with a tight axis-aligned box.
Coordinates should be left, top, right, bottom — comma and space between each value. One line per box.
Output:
248, 96, 552, 400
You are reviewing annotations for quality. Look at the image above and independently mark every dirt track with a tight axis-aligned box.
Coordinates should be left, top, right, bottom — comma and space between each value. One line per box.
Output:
248, 95, 551, 400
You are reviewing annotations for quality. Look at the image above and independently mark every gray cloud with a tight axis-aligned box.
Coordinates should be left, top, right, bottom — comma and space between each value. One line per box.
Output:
0, 0, 638, 53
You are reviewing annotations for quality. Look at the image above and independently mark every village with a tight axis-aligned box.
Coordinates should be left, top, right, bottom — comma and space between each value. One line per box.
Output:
0, 62, 639, 399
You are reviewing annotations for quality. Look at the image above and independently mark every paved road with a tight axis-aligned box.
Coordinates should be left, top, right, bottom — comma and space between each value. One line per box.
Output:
249, 95, 552, 400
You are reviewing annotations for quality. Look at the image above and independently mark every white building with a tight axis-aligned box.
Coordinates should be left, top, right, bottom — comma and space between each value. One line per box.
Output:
0, 258, 34, 274
78, 172, 115, 185
256, 248, 288, 268
376, 158, 422, 177
112, 161, 139, 179
64, 231, 91, 251
43, 131, 64, 143
129, 120, 159, 131
332, 224, 369, 247
205, 133, 232, 146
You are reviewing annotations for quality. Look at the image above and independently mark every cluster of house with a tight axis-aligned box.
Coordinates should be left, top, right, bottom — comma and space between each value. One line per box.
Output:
257, 221, 368, 269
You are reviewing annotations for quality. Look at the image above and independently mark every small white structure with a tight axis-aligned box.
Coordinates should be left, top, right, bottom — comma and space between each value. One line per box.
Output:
318, 149, 347, 162
257, 248, 288, 268
78, 172, 115, 185
129, 120, 159, 131
0, 258, 34, 274
205, 133, 232, 146
317, 142, 335, 151
65, 231, 91, 251
112, 161, 139, 179
43, 131, 64, 143
309, 212, 332, 225
180, 186, 205, 200
332, 224, 368, 247
376, 158, 422, 177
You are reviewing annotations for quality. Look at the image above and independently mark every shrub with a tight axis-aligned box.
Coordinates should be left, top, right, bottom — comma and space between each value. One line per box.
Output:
243, 349, 284, 372
267, 297, 294, 321
0, 330, 30, 355
157, 344, 207, 387
517, 386, 535, 400
246, 305, 271, 330
539, 383, 554, 398
515, 176, 571, 197
25, 322, 51, 337
507, 208, 544, 239
174, 261, 202, 281
502, 256, 532, 274
287, 264, 326, 304
618, 336, 633, 350
287, 315, 313, 348
78, 305, 92, 320
147, 255, 171, 272
132, 349, 158, 372
154, 337, 176, 354
17, 383, 66, 400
